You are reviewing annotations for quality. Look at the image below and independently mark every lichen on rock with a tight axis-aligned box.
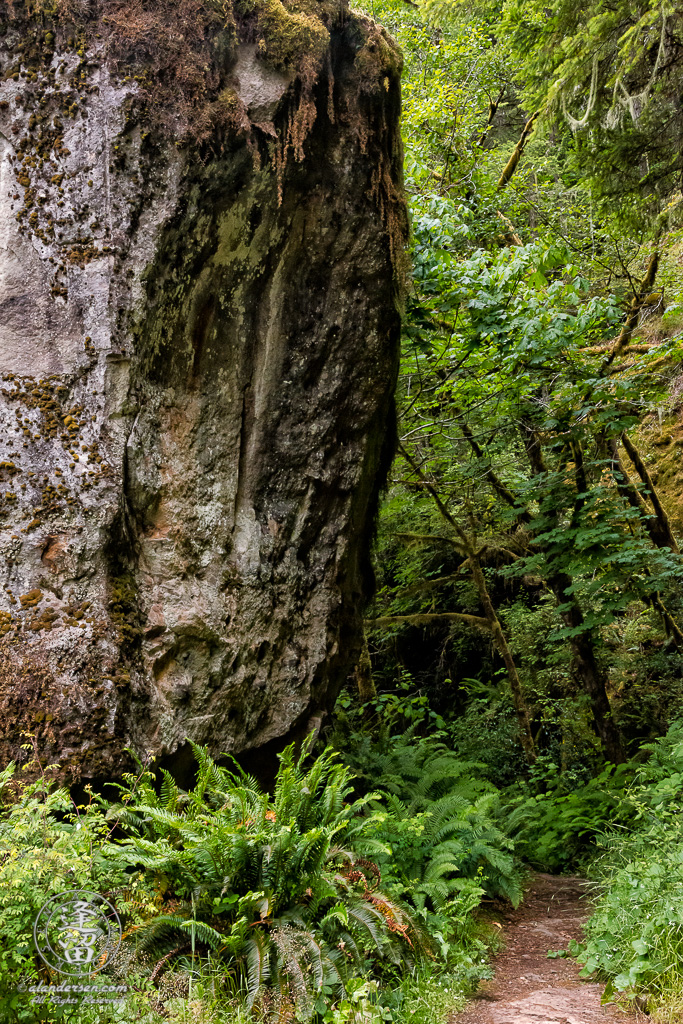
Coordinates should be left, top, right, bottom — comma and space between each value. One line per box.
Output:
0, 0, 406, 781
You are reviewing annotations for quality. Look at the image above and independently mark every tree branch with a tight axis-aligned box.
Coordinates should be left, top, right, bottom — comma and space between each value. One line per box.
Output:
498, 111, 539, 189
393, 531, 461, 549
398, 444, 471, 547
368, 612, 491, 630
621, 432, 679, 552
454, 408, 531, 521
602, 249, 659, 371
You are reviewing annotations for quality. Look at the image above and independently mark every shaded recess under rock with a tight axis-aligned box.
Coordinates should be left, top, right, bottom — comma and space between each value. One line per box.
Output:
0, 0, 405, 782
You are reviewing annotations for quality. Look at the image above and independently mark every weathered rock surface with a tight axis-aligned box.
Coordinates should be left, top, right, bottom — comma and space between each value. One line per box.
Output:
0, 0, 405, 781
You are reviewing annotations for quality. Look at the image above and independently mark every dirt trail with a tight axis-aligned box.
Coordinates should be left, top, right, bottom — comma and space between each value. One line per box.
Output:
451, 873, 642, 1024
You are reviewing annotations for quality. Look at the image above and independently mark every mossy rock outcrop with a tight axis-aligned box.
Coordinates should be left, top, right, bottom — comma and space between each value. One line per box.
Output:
634, 412, 683, 538
0, 0, 406, 781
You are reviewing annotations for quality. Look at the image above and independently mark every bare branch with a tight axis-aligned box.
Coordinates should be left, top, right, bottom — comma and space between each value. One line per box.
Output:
368, 612, 491, 630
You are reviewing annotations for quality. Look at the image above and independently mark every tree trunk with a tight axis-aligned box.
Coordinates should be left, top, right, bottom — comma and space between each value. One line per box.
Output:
397, 444, 535, 764
603, 435, 683, 648
521, 420, 625, 763
355, 631, 377, 704
621, 432, 679, 552
602, 250, 659, 369
469, 554, 536, 764
498, 112, 539, 189
547, 571, 625, 764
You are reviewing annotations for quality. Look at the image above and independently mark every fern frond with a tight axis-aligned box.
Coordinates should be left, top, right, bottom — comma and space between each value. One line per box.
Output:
245, 928, 271, 1006
179, 919, 225, 949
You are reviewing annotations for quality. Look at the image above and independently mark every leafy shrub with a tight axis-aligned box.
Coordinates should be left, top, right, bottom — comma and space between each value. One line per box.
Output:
570, 723, 683, 1015
0, 758, 153, 1023
504, 759, 634, 873
447, 694, 530, 789
574, 821, 683, 1008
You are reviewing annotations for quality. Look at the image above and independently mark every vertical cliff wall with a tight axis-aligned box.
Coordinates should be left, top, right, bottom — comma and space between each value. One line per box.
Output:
0, 0, 405, 779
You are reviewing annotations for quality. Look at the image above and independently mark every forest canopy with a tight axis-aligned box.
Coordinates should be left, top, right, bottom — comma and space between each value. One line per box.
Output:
367, 0, 683, 774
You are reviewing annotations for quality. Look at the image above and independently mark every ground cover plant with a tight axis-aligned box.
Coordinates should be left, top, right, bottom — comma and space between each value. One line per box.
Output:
0, 736, 505, 1023
567, 723, 683, 1021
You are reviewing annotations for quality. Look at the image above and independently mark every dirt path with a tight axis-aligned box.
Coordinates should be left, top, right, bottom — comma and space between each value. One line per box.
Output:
451, 873, 642, 1024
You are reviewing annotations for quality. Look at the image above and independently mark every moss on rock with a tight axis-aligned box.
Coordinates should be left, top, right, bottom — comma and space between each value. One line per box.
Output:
0, 0, 407, 784
240, 0, 329, 73
634, 413, 683, 536
0, 0, 343, 142
354, 22, 403, 96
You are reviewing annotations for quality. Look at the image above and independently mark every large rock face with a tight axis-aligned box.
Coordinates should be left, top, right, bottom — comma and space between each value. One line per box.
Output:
0, 0, 404, 780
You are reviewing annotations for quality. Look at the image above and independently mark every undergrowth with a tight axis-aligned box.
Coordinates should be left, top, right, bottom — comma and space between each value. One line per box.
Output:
567, 723, 683, 1020
0, 733, 504, 1023
331, 691, 683, 1019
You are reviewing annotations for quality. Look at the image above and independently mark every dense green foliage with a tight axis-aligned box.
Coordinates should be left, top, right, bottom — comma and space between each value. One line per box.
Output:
0, 740, 506, 1023
571, 724, 683, 1016
367, 0, 683, 771
333, 728, 521, 905
352, 0, 683, 1018
113, 739, 421, 1016
503, 0, 683, 228
5, 0, 683, 1020
504, 761, 634, 873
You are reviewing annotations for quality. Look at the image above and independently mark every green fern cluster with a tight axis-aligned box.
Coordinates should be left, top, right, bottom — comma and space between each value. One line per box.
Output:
335, 729, 523, 909
504, 760, 634, 873
110, 737, 426, 1019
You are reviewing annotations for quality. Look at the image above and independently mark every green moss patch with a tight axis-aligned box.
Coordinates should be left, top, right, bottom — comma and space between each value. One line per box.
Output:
240, 0, 329, 72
